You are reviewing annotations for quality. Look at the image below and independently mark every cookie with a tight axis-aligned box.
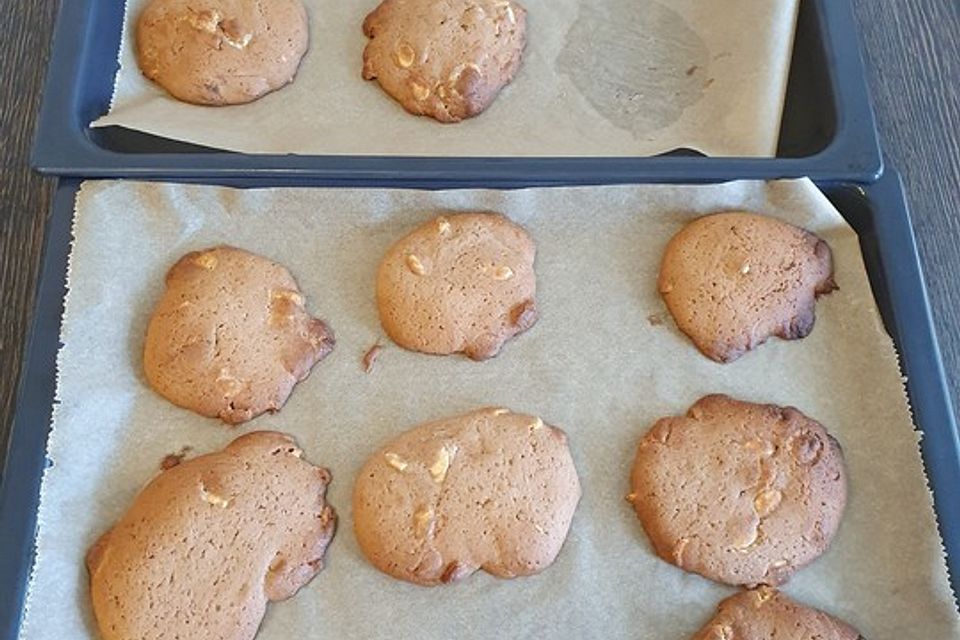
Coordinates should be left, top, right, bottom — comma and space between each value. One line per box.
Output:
144, 246, 334, 424
353, 407, 581, 585
692, 587, 862, 640
87, 432, 336, 640
629, 395, 847, 587
658, 212, 837, 363
361, 0, 527, 122
376, 213, 538, 360
136, 0, 309, 105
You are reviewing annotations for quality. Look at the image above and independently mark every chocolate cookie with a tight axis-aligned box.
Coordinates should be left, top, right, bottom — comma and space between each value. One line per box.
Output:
361, 0, 527, 122
692, 587, 862, 640
87, 432, 336, 640
144, 246, 334, 424
658, 212, 837, 363
629, 395, 847, 587
353, 407, 581, 585
376, 213, 538, 360
136, 0, 309, 105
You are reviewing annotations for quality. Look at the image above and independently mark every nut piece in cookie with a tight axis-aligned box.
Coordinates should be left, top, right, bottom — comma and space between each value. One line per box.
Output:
377, 213, 538, 360
361, 0, 527, 122
657, 212, 837, 363
143, 246, 334, 424
87, 432, 337, 640
630, 395, 847, 587
353, 407, 581, 585
136, 0, 310, 105
691, 587, 862, 640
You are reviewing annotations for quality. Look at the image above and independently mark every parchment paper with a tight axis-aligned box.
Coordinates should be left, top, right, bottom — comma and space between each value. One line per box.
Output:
20, 180, 959, 640
94, 0, 798, 157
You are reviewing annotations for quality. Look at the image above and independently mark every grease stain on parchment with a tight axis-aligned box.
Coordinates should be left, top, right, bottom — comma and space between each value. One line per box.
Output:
558, 0, 710, 136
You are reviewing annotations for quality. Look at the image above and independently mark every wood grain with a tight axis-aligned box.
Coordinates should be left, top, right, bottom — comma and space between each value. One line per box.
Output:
0, 2, 58, 459
0, 1, 958, 459
852, 0, 960, 409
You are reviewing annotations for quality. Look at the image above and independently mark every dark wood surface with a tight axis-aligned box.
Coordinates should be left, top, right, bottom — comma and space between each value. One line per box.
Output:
1, 0, 958, 461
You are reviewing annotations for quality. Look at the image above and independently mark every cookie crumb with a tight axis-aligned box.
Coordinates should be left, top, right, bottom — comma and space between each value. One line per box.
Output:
159, 446, 193, 471
363, 343, 383, 373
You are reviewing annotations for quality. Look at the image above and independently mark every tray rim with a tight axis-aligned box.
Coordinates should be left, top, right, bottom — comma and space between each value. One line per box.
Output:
1, 170, 955, 640
29, 0, 883, 184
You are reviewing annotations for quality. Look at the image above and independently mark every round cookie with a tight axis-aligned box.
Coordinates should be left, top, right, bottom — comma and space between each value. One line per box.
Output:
692, 587, 863, 640
353, 407, 581, 585
361, 0, 527, 122
144, 246, 334, 424
658, 212, 837, 363
87, 432, 337, 640
376, 213, 538, 360
629, 395, 847, 587
136, 0, 309, 105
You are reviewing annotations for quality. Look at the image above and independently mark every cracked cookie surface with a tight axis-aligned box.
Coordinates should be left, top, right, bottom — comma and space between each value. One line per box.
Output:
136, 0, 309, 105
629, 395, 847, 587
144, 246, 334, 424
376, 213, 538, 360
353, 407, 581, 586
361, 0, 527, 122
87, 432, 337, 640
692, 587, 862, 640
658, 212, 837, 363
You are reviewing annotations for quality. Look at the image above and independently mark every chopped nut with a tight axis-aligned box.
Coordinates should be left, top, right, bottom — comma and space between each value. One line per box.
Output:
533, 523, 546, 535
395, 42, 415, 68
406, 254, 426, 275
362, 343, 383, 373
436, 216, 451, 235
624, 492, 637, 503
660, 282, 674, 294
449, 63, 482, 84
490, 407, 510, 416
413, 507, 435, 538
492, 266, 514, 280
193, 252, 218, 270
733, 526, 759, 550
754, 489, 782, 517
743, 439, 775, 457
429, 445, 455, 483
272, 289, 304, 306
529, 416, 544, 431
709, 624, 734, 640
177, 300, 193, 309
189, 9, 221, 33
740, 262, 751, 275
199, 483, 230, 508
215, 370, 243, 398
384, 452, 408, 472
504, 4, 516, 24
410, 80, 430, 101
754, 586, 775, 606
672, 537, 690, 567
223, 32, 253, 49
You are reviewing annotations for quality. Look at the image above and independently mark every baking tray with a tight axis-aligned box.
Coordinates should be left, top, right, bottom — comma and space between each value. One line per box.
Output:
0, 169, 954, 639
30, 0, 882, 185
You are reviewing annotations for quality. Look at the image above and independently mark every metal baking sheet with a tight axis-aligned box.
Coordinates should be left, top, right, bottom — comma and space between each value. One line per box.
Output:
1, 171, 956, 639
29, 0, 882, 184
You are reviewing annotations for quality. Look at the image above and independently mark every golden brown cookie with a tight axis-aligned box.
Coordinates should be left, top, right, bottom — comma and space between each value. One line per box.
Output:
658, 212, 837, 363
136, 0, 309, 105
376, 213, 538, 360
144, 246, 334, 425
629, 395, 847, 587
692, 587, 863, 640
361, 0, 527, 122
353, 407, 581, 586
87, 432, 336, 640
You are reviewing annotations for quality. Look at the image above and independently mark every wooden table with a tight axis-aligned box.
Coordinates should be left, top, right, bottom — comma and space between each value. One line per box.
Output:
1, 0, 958, 457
